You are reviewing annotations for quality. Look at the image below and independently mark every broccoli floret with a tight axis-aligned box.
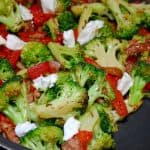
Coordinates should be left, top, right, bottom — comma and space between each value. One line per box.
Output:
84, 38, 126, 71
3, 81, 30, 124
56, 0, 71, 12
71, 3, 108, 16
1, 76, 22, 98
57, 11, 77, 32
79, 105, 115, 150
48, 42, 83, 69
73, 63, 115, 106
43, 18, 59, 40
129, 61, 150, 106
96, 22, 114, 42
30, 75, 87, 119
0, 0, 24, 32
103, 0, 145, 39
21, 42, 53, 67
131, 3, 150, 29
21, 125, 63, 150
0, 58, 15, 81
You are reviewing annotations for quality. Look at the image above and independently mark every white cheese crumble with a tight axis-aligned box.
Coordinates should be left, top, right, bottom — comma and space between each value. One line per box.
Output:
117, 72, 133, 95
15, 121, 37, 137
33, 74, 58, 91
19, 4, 33, 21
41, 0, 57, 13
63, 29, 75, 48
77, 20, 104, 45
6, 34, 26, 50
0, 36, 6, 45
63, 117, 80, 141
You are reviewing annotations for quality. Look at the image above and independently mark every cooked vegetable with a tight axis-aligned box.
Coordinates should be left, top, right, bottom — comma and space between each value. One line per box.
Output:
21, 125, 63, 150
0, 0, 23, 32
21, 41, 53, 67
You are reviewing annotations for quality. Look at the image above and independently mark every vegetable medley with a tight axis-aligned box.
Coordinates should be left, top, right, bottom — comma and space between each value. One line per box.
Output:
0, 0, 149, 149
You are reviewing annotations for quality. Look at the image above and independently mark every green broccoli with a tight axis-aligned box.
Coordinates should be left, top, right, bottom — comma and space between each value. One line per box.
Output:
21, 125, 63, 150
102, 0, 145, 39
48, 42, 83, 69
57, 11, 77, 32
71, 3, 108, 16
129, 61, 150, 106
131, 3, 150, 29
21, 41, 53, 67
2, 80, 30, 124
73, 63, 115, 106
0, 58, 15, 81
43, 18, 59, 40
96, 22, 114, 42
56, 0, 71, 12
0, 0, 24, 32
79, 105, 115, 150
83, 38, 127, 71
30, 73, 87, 119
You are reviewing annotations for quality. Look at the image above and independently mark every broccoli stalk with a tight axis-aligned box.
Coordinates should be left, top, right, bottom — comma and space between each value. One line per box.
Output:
129, 61, 150, 106
21, 125, 63, 150
30, 74, 87, 119
103, 0, 145, 39
0, 0, 24, 32
48, 42, 83, 69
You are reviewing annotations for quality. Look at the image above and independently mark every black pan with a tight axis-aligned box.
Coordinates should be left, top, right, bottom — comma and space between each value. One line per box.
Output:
1, 99, 150, 150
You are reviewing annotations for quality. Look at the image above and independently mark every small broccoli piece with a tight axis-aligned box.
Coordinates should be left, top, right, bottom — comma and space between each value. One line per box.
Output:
0, 0, 23, 32
21, 42, 53, 67
56, 0, 71, 12
84, 38, 126, 71
79, 105, 115, 150
103, 0, 145, 39
21, 125, 63, 150
57, 11, 77, 32
3, 81, 30, 124
48, 42, 83, 69
30, 75, 87, 119
43, 18, 59, 40
1, 76, 22, 98
96, 22, 114, 42
0, 58, 15, 81
131, 3, 150, 29
71, 3, 108, 16
73, 63, 115, 106
129, 61, 150, 106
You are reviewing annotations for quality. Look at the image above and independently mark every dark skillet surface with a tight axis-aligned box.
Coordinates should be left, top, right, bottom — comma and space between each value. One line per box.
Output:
1, 99, 150, 150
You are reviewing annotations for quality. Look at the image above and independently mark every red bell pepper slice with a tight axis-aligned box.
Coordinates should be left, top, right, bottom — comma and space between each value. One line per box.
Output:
27, 61, 60, 79
75, 131, 93, 150
84, 57, 101, 69
138, 28, 150, 36
0, 24, 8, 38
106, 74, 128, 117
30, 4, 55, 26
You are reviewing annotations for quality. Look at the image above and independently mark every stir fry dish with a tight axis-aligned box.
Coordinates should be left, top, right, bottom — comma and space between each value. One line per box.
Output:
0, 0, 149, 149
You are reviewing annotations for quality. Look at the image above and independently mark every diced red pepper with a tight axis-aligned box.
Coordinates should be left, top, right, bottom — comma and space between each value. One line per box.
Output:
75, 131, 93, 150
54, 33, 63, 44
138, 28, 150, 36
143, 82, 150, 92
0, 24, 8, 38
0, 80, 3, 86
73, 28, 79, 41
84, 57, 101, 69
30, 4, 55, 26
27, 61, 60, 79
106, 74, 128, 117
7, 50, 21, 68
